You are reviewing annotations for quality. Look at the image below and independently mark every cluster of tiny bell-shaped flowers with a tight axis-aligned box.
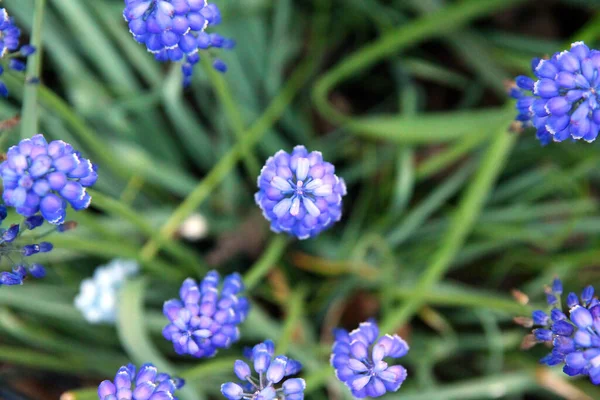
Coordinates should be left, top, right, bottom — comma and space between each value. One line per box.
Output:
527, 278, 600, 384
163, 270, 250, 358
330, 320, 409, 398
0, 211, 52, 286
511, 41, 600, 145
0, 134, 98, 225
98, 363, 184, 400
0, 8, 36, 97
74, 259, 139, 324
221, 340, 305, 400
255, 146, 347, 240
123, 0, 234, 86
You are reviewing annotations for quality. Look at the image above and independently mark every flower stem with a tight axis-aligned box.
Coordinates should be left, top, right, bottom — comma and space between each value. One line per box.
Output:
380, 119, 516, 333
20, 0, 46, 138
244, 236, 289, 292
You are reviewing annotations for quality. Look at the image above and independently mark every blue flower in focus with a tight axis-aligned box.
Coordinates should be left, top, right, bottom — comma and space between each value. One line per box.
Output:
221, 340, 305, 400
511, 41, 600, 144
0, 134, 98, 224
75, 259, 139, 324
529, 278, 600, 384
163, 270, 250, 358
98, 363, 184, 400
255, 145, 347, 240
331, 320, 409, 398
123, 0, 234, 86
0, 213, 56, 287
0, 8, 36, 97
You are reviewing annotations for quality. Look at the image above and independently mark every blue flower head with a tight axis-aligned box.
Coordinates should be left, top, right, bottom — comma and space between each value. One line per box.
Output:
0, 134, 98, 224
0, 8, 36, 97
331, 320, 409, 398
98, 363, 184, 400
529, 278, 600, 384
163, 270, 250, 358
75, 259, 139, 324
511, 41, 600, 144
255, 145, 347, 240
0, 213, 58, 287
123, 0, 235, 86
221, 340, 305, 400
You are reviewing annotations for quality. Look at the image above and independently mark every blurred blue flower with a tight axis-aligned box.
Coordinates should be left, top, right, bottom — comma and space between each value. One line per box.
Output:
163, 270, 250, 358
0, 213, 57, 287
530, 278, 600, 384
255, 145, 347, 240
122, 0, 235, 86
511, 41, 600, 144
331, 320, 409, 398
221, 340, 305, 400
0, 134, 98, 224
74, 259, 139, 324
0, 8, 36, 98
98, 363, 184, 400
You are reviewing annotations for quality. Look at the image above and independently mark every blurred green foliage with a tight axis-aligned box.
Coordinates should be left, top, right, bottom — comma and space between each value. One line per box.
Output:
1, 0, 600, 399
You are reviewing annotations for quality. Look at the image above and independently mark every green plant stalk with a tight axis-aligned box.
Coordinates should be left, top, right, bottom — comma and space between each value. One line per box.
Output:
138, 58, 314, 262
87, 189, 205, 272
381, 123, 516, 333
275, 286, 306, 354
243, 235, 289, 292
312, 0, 526, 126
20, 0, 46, 138
201, 57, 261, 177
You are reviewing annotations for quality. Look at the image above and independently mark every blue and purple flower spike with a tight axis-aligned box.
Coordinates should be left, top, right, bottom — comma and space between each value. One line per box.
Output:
0, 134, 98, 225
163, 270, 250, 358
123, 0, 235, 86
331, 320, 409, 398
98, 363, 184, 400
221, 340, 305, 400
511, 41, 600, 144
255, 145, 347, 240
528, 278, 600, 384
0, 8, 36, 97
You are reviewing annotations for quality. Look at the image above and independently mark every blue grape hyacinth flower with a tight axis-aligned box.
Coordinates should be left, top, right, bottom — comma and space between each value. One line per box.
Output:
511, 41, 600, 144
123, 0, 235, 86
331, 320, 409, 398
529, 278, 600, 384
0, 134, 98, 224
0, 8, 36, 97
163, 270, 250, 358
255, 145, 347, 240
75, 259, 139, 324
221, 340, 305, 400
0, 213, 57, 287
98, 363, 184, 400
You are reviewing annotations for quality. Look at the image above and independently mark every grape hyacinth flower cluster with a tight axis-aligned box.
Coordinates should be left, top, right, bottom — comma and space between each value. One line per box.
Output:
221, 340, 305, 400
0, 134, 98, 225
163, 270, 250, 358
0, 8, 36, 97
255, 145, 347, 240
0, 212, 54, 287
123, 0, 234, 86
528, 278, 600, 384
74, 259, 139, 324
98, 363, 184, 400
511, 41, 600, 144
331, 320, 409, 398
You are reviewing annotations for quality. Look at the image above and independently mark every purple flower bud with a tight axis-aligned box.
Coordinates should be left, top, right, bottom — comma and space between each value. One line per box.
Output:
221, 382, 244, 400
233, 360, 251, 380
28, 264, 46, 278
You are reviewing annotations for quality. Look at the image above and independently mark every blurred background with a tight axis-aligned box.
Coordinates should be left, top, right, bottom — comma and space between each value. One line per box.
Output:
1, 0, 600, 399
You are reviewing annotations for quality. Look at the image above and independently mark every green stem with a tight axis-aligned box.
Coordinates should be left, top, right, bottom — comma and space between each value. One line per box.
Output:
243, 236, 289, 292
275, 286, 306, 354
312, 0, 526, 126
87, 189, 205, 273
381, 122, 516, 333
20, 0, 46, 138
